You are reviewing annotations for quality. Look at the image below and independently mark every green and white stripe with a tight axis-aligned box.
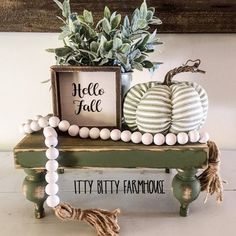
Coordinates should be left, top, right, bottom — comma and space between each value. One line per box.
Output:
136, 86, 172, 133
123, 81, 208, 134
123, 81, 158, 131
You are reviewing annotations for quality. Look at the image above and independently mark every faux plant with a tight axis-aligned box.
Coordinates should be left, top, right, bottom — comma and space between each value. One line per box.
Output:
47, 0, 162, 72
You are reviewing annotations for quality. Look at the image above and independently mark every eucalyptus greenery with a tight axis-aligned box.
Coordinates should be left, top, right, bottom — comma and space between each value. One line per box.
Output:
47, 0, 162, 72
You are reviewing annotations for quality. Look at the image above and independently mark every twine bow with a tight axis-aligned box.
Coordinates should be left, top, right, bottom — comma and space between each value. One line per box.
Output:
198, 140, 224, 203
54, 203, 120, 236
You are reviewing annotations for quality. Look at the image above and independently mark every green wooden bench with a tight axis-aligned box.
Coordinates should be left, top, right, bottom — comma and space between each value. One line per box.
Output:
14, 132, 209, 219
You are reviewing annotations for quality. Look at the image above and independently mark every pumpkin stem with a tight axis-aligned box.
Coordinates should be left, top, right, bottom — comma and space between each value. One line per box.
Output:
163, 59, 206, 86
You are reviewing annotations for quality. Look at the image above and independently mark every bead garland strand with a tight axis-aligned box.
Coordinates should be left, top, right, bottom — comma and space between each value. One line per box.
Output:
19, 114, 210, 146
19, 114, 210, 208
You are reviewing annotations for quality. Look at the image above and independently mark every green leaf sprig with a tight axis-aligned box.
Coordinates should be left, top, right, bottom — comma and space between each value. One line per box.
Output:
47, 0, 162, 72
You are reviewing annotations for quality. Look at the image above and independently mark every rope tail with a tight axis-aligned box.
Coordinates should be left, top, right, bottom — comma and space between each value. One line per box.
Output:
198, 140, 223, 203
54, 203, 120, 236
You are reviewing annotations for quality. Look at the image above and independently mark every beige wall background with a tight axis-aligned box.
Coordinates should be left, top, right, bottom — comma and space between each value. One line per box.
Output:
0, 33, 235, 150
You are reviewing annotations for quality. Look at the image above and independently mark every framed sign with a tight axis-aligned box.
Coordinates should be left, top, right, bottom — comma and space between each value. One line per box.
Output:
51, 66, 121, 129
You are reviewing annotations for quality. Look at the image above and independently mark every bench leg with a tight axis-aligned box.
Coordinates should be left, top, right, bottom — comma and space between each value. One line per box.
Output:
22, 169, 47, 219
172, 168, 200, 217
165, 168, 171, 173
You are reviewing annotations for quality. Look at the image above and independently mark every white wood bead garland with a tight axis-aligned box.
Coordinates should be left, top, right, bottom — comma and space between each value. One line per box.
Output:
142, 133, 153, 145
68, 125, 80, 137
100, 128, 111, 140
154, 133, 165, 146
165, 133, 177, 146
44, 128, 60, 208
79, 127, 90, 138
20, 115, 210, 146
58, 120, 70, 132
19, 115, 210, 209
89, 127, 100, 139
131, 132, 142, 144
177, 132, 189, 145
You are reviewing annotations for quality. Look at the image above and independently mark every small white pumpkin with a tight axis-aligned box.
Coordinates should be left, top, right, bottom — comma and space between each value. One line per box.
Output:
124, 60, 208, 135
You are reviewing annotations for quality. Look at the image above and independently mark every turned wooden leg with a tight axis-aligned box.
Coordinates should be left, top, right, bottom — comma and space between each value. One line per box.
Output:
57, 168, 64, 174
172, 168, 201, 217
165, 168, 171, 173
22, 169, 47, 219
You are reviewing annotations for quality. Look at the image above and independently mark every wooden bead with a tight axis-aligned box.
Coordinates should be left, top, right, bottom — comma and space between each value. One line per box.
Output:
49, 116, 60, 128
110, 129, 121, 141
46, 160, 59, 172
25, 119, 32, 124
79, 127, 89, 138
46, 195, 60, 208
45, 172, 59, 183
23, 124, 33, 134
177, 132, 189, 145
45, 183, 59, 195
154, 133, 165, 145
46, 147, 59, 159
89, 128, 100, 139
58, 120, 70, 132
34, 115, 42, 121
68, 125, 80, 136
142, 133, 153, 145
121, 130, 131, 142
38, 117, 49, 128
30, 120, 41, 132
166, 133, 177, 146
45, 136, 58, 147
199, 131, 210, 143
188, 130, 200, 143
43, 127, 58, 138
100, 128, 111, 140
131, 132, 142, 144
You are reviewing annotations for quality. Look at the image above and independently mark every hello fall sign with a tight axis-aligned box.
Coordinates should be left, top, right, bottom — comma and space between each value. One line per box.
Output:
51, 66, 121, 128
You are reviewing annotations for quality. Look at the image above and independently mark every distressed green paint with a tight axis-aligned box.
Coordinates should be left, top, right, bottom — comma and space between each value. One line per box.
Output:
16, 149, 207, 169
14, 133, 208, 169
172, 168, 201, 216
23, 169, 47, 218
14, 133, 209, 218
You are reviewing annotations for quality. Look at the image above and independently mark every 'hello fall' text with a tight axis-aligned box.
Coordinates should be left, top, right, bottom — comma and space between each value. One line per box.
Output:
72, 82, 104, 115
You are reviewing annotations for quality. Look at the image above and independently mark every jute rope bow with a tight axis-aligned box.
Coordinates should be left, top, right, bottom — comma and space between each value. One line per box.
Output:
198, 140, 223, 203
54, 203, 120, 236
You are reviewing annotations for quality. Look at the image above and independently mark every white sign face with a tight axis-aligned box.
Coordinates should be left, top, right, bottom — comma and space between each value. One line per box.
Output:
56, 69, 121, 128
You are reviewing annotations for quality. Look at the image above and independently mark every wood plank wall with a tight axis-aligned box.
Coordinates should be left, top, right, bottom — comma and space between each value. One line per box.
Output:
0, 0, 235, 33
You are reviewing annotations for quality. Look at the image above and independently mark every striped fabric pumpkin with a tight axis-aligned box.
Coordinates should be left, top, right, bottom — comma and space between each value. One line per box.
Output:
123, 60, 208, 134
